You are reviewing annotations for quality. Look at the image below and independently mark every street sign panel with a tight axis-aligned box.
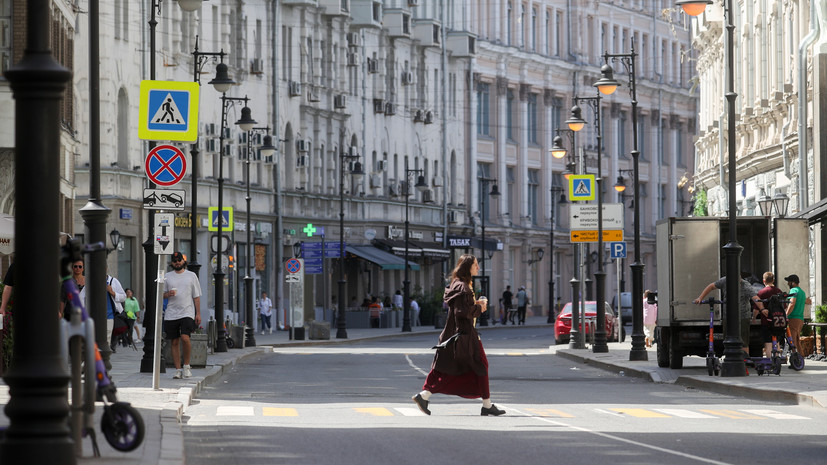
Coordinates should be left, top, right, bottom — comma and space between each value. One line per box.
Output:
286, 258, 302, 274
568, 174, 595, 201
138, 80, 200, 142
304, 258, 323, 274
208, 207, 233, 232
570, 230, 623, 242
570, 203, 624, 230
143, 188, 186, 210
154, 213, 175, 255
610, 242, 627, 258
285, 258, 303, 283
145, 145, 187, 187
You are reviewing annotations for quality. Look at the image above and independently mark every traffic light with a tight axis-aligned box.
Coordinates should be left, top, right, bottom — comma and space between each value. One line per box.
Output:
228, 255, 235, 271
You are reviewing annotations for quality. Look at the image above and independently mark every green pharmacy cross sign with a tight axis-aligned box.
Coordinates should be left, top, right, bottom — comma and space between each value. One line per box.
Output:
303, 223, 324, 237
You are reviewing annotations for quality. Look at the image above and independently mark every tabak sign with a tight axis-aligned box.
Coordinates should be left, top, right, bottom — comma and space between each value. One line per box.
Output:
447, 236, 471, 248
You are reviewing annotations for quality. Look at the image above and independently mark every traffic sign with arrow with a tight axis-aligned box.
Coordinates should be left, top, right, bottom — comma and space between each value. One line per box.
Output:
154, 213, 175, 255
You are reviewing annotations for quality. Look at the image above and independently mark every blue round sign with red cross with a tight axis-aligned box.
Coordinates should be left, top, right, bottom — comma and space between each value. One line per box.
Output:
285, 258, 302, 274
145, 144, 187, 187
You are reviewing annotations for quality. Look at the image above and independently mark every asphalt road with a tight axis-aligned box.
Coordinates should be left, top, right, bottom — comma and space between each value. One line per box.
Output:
182, 326, 824, 465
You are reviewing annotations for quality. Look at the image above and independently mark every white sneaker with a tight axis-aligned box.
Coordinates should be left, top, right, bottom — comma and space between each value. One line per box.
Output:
269, 328, 273, 334
183, 365, 192, 378
173, 369, 183, 379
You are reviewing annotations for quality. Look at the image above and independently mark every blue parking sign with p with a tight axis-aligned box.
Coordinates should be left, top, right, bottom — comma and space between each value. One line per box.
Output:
610, 242, 627, 259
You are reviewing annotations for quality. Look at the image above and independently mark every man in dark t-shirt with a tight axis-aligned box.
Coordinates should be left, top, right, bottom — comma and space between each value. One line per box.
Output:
756, 271, 784, 358
501, 286, 514, 324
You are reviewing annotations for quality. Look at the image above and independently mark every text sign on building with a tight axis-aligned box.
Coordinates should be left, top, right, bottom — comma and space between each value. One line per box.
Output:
569, 203, 624, 230
570, 230, 623, 243
138, 80, 200, 142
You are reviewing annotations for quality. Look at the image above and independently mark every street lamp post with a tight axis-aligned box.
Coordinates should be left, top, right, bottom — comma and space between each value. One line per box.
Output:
594, 38, 648, 361
478, 176, 500, 326
189, 36, 230, 278
337, 144, 365, 339
0, 0, 73, 461
678, 0, 746, 376
567, 95, 608, 353
213, 96, 257, 352
242, 128, 275, 347
547, 185, 566, 323
403, 159, 428, 332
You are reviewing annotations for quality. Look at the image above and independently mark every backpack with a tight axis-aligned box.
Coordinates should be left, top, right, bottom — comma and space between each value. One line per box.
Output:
768, 293, 788, 329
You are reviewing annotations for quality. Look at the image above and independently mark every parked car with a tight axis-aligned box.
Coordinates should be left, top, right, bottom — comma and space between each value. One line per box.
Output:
554, 301, 624, 344
611, 292, 632, 323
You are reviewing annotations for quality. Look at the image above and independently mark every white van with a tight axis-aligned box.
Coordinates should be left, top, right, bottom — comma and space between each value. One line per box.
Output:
611, 292, 632, 323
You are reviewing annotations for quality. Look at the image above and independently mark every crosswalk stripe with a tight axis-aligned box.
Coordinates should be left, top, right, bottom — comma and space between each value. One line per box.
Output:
354, 407, 394, 416
609, 408, 670, 418
526, 408, 575, 418
394, 407, 427, 416
741, 409, 810, 420
699, 409, 766, 420
653, 409, 718, 419
262, 407, 298, 417
216, 406, 254, 416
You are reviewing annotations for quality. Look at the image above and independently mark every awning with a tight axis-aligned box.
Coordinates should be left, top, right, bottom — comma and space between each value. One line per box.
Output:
410, 241, 451, 259
793, 197, 827, 224
372, 239, 422, 257
346, 245, 420, 271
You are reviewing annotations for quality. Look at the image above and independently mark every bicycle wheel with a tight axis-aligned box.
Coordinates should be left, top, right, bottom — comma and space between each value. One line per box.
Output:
101, 402, 145, 452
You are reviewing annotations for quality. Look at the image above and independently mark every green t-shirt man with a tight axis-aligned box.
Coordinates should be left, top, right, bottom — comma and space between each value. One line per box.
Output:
787, 282, 806, 320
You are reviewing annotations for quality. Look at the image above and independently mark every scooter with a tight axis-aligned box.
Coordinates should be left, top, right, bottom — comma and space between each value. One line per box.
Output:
702, 298, 722, 376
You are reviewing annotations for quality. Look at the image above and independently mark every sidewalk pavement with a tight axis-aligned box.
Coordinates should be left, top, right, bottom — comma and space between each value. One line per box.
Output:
2, 315, 826, 464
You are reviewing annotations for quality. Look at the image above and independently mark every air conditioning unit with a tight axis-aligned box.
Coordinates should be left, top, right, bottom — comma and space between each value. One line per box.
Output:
367, 57, 379, 73
297, 139, 311, 152
347, 32, 360, 48
297, 155, 309, 167
307, 88, 320, 102
422, 189, 434, 203
369, 174, 382, 188
413, 109, 424, 122
289, 81, 302, 97
347, 52, 358, 67
373, 98, 385, 113
385, 102, 396, 115
387, 181, 398, 197
432, 176, 443, 187
334, 94, 347, 108
448, 211, 458, 224
424, 110, 434, 124
377, 160, 387, 171
401, 71, 413, 85
250, 58, 264, 74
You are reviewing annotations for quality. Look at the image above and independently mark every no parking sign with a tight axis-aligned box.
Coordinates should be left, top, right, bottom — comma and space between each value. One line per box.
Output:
145, 145, 187, 187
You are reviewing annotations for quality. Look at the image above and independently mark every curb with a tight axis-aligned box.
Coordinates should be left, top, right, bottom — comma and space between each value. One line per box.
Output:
555, 350, 659, 382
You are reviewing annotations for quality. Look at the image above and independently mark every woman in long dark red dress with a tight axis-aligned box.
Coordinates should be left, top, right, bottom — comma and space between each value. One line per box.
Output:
412, 254, 505, 416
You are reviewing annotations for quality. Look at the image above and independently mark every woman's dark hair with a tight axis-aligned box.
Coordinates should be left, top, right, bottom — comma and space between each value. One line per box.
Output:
125, 288, 133, 294
450, 254, 477, 286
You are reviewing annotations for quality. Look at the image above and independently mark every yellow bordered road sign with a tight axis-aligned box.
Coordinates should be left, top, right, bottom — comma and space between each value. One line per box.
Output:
570, 230, 623, 242
568, 174, 595, 201
139, 80, 200, 142
208, 207, 233, 232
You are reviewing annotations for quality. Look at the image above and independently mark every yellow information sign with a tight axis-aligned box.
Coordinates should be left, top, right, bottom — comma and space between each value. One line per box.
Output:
570, 230, 623, 242
138, 80, 200, 142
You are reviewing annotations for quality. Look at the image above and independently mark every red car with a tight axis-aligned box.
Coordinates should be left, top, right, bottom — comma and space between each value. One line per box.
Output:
554, 301, 623, 344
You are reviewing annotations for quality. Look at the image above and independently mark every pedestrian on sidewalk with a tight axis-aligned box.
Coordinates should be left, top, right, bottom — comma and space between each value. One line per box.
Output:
643, 290, 657, 348
784, 274, 807, 356
124, 288, 141, 344
409, 296, 420, 327
163, 251, 201, 379
515, 286, 528, 325
412, 254, 505, 417
756, 272, 783, 358
259, 291, 273, 335
105, 270, 127, 353
501, 285, 513, 325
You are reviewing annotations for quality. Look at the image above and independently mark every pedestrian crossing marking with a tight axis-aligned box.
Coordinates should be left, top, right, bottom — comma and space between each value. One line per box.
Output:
216, 406, 254, 416
653, 409, 718, 419
262, 407, 298, 417
699, 409, 766, 420
741, 409, 809, 420
525, 408, 574, 418
609, 408, 670, 418
354, 407, 394, 416
394, 407, 427, 416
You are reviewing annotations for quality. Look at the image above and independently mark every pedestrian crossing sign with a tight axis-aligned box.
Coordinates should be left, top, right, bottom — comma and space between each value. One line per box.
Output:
208, 207, 233, 232
568, 174, 595, 201
138, 80, 200, 142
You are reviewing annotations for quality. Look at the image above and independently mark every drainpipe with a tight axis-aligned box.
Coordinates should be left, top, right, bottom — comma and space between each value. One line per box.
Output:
272, 0, 283, 328
798, 0, 820, 210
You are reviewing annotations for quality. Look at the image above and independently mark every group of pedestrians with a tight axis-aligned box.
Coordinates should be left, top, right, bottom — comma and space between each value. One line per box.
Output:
498, 285, 529, 325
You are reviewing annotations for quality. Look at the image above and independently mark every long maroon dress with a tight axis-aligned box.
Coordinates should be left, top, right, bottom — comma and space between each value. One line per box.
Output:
422, 279, 490, 399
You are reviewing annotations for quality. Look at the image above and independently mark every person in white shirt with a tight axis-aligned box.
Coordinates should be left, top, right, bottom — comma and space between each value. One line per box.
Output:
409, 297, 421, 327
393, 290, 403, 310
259, 292, 273, 334
162, 252, 201, 379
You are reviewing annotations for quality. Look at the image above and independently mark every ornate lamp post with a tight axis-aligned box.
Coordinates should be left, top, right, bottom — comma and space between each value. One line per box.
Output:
337, 144, 365, 338
213, 96, 257, 352
242, 128, 275, 347
403, 159, 428, 332
593, 38, 648, 361
566, 95, 608, 353
478, 176, 500, 326
677, 0, 746, 376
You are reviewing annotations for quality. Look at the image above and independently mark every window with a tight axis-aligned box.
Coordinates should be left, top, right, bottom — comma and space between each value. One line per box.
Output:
637, 114, 646, 161
117, 237, 133, 291
477, 83, 491, 136
527, 93, 538, 144
528, 169, 539, 225
618, 111, 627, 158
659, 184, 666, 219
676, 124, 684, 166
506, 89, 515, 140
531, 8, 537, 51
551, 97, 563, 132
552, 172, 565, 227
555, 11, 563, 57
477, 163, 494, 223
507, 2, 512, 46
506, 166, 515, 220
544, 11, 550, 55
0, 0, 10, 75
520, 5, 525, 48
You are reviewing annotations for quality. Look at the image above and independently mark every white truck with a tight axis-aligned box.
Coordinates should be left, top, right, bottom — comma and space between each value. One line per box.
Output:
655, 216, 809, 369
